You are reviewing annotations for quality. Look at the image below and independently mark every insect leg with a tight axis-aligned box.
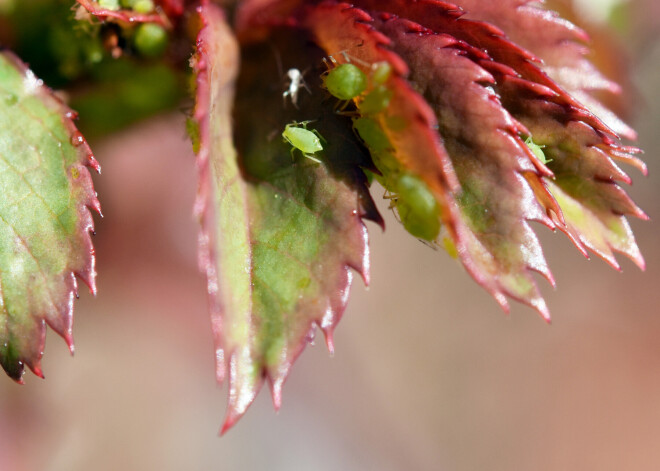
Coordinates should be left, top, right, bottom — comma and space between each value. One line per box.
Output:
303, 153, 322, 164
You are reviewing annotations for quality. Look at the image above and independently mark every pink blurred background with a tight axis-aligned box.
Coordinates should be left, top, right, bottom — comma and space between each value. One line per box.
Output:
1, 2, 660, 470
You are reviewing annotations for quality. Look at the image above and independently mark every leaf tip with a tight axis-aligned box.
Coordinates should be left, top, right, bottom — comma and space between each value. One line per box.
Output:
219, 350, 264, 435
604, 255, 623, 272
29, 362, 45, 379
270, 378, 284, 411
65, 334, 76, 356
627, 249, 646, 272
219, 417, 236, 436
220, 406, 244, 436
540, 272, 556, 290
323, 327, 336, 355
494, 292, 510, 314
537, 301, 552, 324
636, 209, 650, 222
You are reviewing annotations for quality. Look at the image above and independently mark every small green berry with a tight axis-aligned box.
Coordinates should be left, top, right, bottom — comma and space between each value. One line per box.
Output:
99, 0, 121, 10
127, 0, 155, 13
134, 23, 168, 57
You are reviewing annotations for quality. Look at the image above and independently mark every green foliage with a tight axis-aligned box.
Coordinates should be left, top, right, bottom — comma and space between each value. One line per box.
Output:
4, 0, 105, 86
0, 52, 99, 379
70, 61, 183, 138
0, 0, 647, 435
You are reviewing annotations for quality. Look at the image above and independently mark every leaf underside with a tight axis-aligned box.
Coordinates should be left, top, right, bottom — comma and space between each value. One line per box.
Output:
237, 0, 645, 313
193, 4, 379, 432
454, 0, 637, 139
197, 0, 646, 430
0, 52, 100, 381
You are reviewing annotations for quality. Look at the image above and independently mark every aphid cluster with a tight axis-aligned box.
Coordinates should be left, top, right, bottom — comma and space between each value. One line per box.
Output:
339, 60, 440, 242
279, 52, 441, 242
321, 53, 393, 114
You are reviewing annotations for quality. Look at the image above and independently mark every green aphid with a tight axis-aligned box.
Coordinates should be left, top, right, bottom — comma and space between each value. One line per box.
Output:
525, 136, 552, 164
282, 121, 324, 163
353, 117, 400, 178
323, 63, 367, 101
395, 174, 441, 241
370, 61, 392, 85
360, 85, 392, 115
353, 117, 390, 153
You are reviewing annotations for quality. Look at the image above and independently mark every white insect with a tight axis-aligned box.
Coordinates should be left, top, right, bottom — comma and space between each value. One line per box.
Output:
282, 68, 310, 108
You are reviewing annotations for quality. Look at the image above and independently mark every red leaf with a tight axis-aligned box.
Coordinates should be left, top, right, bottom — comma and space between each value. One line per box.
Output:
352, 0, 616, 139
75, 0, 171, 27
455, 0, 637, 139
497, 71, 647, 269
376, 16, 555, 316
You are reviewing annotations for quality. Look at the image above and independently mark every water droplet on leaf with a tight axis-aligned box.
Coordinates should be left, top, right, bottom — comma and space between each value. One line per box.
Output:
71, 131, 85, 147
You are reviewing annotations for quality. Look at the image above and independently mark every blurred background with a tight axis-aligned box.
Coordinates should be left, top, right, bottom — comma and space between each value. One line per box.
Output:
1, 1, 660, 470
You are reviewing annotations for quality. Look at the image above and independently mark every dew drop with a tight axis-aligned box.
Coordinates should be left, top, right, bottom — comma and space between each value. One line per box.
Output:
305, 325, 317, 345
70, 131, 85, 147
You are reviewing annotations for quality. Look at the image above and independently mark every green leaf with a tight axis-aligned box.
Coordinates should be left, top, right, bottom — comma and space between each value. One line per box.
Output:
545, 178, 644, 270
70, 61, 184, 139
193, 4, 379, 432
0, 52, 100, 381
